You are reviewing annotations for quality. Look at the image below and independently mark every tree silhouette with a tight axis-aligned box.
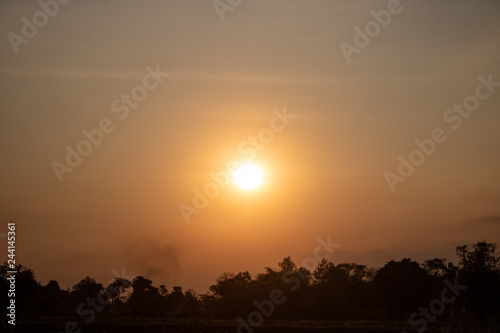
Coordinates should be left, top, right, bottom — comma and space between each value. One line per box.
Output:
38, 280, 68, 316
128, 276, 167, 316
312, 260, 371, 319
70, 276, 103, 309
1, 263, 40, 316
372, 258, 434, 319
2, 241, 499, 328
209, 271, 253, 318
423, 258, 457, 279
456, 241, 500, 317
105, 277, 131, 315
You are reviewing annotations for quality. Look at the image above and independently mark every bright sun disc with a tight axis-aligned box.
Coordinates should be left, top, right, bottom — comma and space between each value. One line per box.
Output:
232, 163, 264, 190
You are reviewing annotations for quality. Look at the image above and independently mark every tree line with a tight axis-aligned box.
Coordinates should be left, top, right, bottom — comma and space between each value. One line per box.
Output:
1, 241, 499, 323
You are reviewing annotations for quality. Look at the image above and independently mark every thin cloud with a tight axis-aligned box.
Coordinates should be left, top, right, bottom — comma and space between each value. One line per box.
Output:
469, 216, 500, 226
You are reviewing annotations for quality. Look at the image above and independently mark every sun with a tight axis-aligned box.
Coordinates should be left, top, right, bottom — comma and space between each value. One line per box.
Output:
232, 162, 264, 190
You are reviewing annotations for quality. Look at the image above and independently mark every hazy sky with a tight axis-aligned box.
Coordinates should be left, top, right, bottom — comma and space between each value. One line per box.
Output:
1, 0, 499, 293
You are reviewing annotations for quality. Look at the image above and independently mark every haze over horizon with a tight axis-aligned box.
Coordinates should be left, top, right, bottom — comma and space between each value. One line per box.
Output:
1, 0, 499, 293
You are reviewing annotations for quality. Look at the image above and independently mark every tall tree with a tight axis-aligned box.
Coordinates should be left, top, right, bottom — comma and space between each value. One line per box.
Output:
456, 241, 500, 317
209, 271, 253, 318
128, 276, 167, 316
372, 258, 433, 319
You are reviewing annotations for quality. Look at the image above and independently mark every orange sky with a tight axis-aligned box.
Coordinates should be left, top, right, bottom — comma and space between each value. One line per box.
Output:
0, 0, 499, 293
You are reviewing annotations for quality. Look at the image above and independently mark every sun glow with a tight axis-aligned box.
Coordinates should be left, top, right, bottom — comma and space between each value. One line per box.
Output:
232, 163, 264, 190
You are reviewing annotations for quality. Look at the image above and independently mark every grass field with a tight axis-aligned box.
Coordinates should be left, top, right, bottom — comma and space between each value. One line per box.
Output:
9, 317, 499, 333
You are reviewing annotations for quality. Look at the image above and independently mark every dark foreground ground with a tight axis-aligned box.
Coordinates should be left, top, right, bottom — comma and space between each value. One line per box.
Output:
5, 318, 499, 333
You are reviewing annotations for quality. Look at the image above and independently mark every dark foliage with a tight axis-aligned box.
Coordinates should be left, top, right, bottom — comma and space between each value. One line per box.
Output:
1, 241, 499, 324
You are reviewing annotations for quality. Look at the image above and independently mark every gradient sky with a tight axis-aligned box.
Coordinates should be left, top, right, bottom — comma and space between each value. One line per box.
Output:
1, 0, 499, 293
